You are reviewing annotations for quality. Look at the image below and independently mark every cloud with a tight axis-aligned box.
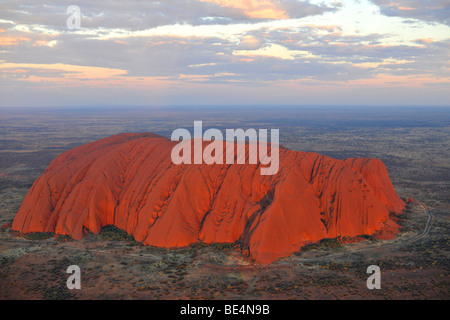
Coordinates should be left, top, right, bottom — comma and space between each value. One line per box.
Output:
199, 0, 289, 19
0, 0, 449, 107
371, 0, 450, 26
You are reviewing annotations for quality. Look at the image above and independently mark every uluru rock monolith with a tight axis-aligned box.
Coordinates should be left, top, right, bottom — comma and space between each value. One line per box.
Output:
12, 133, 405, 263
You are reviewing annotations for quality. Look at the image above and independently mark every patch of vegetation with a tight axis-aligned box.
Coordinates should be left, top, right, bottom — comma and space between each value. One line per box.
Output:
0, 256, 15, 268
296, 237, 343, 253
210, 242, 236, 253
0, 222, 12, 233
178, 240, 247, 258
188, 241, 208, 251
55, 234, 73, 242
97, 225, 138, 243
22, 232, 54, 240
42, 286, 75, 300
359, 234, 377, 241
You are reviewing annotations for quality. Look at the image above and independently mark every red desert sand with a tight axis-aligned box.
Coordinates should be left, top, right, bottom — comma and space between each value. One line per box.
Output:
13, 133, 405, 264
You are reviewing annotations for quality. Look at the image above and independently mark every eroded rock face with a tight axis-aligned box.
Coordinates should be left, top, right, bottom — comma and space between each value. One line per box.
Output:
12, 133, 405, 264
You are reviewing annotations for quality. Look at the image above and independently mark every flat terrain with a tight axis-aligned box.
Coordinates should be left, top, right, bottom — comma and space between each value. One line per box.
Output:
0, 106, 448, 299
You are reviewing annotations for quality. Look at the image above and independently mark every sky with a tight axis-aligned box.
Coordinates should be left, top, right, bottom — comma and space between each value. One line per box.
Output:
0, 0, 449, 107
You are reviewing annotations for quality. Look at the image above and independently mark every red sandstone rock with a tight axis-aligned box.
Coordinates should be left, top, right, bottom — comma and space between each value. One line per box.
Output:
12, 133, 405, 264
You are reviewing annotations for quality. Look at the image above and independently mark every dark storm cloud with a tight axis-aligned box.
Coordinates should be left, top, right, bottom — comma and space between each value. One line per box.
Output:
1, 32, 236, 77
